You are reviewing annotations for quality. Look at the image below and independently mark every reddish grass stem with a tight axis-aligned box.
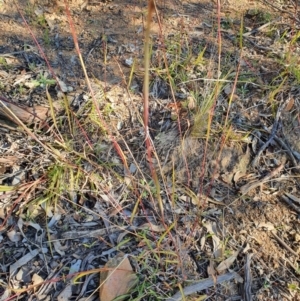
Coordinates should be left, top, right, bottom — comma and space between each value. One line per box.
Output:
143, 0, 164, 218
63, 0, 129, 170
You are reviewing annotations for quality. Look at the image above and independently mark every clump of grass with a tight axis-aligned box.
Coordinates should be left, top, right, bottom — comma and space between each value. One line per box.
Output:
3, 0, 254, 300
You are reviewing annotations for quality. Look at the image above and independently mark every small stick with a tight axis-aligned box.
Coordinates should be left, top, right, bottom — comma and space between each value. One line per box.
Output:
240, 162, 285, 195
242, 18, 280, 37
243, 253, 253, 301
252, 98, 290, 167
273, 135, 299, 168
271, 230, 298, 257
252, 106, 283, 167
0, 49, 36, 57
281, 195, 300, 215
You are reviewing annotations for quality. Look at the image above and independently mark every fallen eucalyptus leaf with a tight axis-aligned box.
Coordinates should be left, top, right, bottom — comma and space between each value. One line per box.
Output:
100, 253, 138, 301
216, 249, 240, 273
204, 220, 222, 259
10, 248, 48, 275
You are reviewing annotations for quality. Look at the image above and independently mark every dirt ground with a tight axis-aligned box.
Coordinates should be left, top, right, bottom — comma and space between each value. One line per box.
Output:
0, 0, 300, 300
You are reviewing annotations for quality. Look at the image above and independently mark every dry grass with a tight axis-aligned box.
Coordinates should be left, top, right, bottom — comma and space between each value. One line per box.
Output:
0, 0, 300, 300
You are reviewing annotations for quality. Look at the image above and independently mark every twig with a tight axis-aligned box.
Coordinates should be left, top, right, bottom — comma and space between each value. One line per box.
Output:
273, 135, 299, 170
166, 272, 241, 301
242, 18, 280, 37
281, 195, 300, 215
260, 0, 300, 24
285, 192, 300, 205
271, 230, 299, 257
242, 36, 274, 52
240, 162, 285, 195
252, 105, 283, 167
61, 226, 126, 239
0, 49, 36, 57
256, 124, 300, 170
243, 253, 253, 301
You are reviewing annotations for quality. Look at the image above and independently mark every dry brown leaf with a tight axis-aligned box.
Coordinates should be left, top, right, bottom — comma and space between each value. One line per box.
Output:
0, 95, 62, 125
100, 253, 138, 301
285, 98, 294, 111
0, 156, 18, 164
216, 249, 240, 273
31, 273, 44, 293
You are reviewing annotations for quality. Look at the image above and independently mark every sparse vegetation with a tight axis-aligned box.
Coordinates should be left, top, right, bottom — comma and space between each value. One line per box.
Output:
0, 1, 300, 301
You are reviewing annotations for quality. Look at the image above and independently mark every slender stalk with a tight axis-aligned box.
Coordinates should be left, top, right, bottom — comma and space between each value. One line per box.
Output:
153, 1, 191, 187
144, 0, 164, 217
198, 0, 222, 199
63, 0, 129, 170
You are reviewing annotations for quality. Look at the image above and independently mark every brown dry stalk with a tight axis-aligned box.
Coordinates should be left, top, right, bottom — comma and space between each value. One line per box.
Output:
143, 0, 164, 217
63, 0, 129, 170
